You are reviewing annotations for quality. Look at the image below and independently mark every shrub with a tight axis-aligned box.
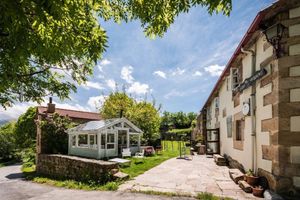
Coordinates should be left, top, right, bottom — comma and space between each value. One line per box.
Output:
0, 121, 17, 161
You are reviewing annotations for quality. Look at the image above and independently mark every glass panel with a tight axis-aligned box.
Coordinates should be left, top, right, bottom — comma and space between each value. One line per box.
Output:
101, 134, 105, 149
89, 135, 97, 145
78, 134, 88, 147
107, 144, 115, 149
107, 133, 115, 143
130, 135, 139, 146
71, 135, 76, 147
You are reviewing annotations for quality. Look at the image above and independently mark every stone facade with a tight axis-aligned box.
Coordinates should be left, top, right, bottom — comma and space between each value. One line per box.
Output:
199, 0, 300, 196
36, 154, 118, 182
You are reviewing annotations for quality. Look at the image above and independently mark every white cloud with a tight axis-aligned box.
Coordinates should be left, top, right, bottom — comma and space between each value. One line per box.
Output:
153, 70, 167, 79
204, 64, 225, 76
164, 89, 185, 99
100, 59, 111, 66
127, 82, 149, 95
87, 95, 107, 110
97, 58, 111, 72
106, 79, 116, 91
121, 65, 134, 83
81, 81, 104, 90
193, 71, 203, 77
171, 67, 185, 76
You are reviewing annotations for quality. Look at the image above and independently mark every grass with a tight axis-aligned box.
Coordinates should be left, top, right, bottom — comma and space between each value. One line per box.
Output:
131, 190, 233, 200
120, 150, 178, 178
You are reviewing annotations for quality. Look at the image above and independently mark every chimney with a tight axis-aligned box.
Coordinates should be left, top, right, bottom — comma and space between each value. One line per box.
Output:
47, 97, 55, 113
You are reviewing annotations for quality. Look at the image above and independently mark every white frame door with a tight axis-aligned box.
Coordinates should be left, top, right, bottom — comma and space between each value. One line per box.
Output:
105, 129, 118, 157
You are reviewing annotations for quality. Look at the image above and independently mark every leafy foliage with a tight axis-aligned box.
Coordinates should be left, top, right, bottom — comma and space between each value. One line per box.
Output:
40, 113, 76, 154
0, 121, 16, 160
14, 107, 37, 149
100, 92, 160, 144
0, 0, 232, 107
160, 111, 197, 130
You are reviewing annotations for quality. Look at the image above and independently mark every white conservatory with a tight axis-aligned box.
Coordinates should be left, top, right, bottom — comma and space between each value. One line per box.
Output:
67, 118, 143, 159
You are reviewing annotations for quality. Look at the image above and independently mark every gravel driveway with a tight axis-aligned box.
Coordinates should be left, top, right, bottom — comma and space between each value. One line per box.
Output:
0, 164, 192, 200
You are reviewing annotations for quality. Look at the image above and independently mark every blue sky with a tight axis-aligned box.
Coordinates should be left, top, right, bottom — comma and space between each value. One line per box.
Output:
0, 0, 274, 120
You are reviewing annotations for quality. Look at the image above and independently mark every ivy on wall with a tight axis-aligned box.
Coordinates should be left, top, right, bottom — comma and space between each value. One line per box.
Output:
40, 113, 77, 154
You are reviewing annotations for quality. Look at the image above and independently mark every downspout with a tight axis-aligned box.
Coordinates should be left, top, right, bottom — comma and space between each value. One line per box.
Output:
241, 45, 257, 173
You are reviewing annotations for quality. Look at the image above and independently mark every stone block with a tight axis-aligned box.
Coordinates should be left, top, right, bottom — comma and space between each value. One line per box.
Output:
291, 116, 300, 132
289, 7, 300, 18
290, 88, 300, 102
289, 24, 300, 37
113, 172, 129, 181
213, 154, 226, 162
290, 146, 300, 164
293, 176, 300, 188
238, 180, 252, 193
290, 44, 300, 56
290, 66, 300, 76
262, 145, 273, 161
229, 169, 244, 184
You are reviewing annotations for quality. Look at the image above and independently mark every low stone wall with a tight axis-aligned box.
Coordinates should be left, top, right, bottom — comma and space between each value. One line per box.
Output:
36, 154, 118, 182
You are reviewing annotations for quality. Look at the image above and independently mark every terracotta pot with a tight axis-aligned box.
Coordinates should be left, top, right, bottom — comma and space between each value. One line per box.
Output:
252, 187, 264, 197
246, 175, 259, 186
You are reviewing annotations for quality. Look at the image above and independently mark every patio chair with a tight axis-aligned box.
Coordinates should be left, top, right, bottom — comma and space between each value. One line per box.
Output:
122, 148, 131, 158
134, 149, 145, 158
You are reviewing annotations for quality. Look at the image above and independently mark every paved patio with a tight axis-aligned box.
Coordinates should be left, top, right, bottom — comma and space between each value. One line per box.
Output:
119, 155, 261, 200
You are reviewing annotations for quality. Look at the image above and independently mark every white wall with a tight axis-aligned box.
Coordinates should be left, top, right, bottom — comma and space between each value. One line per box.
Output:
205, 34, 273, 172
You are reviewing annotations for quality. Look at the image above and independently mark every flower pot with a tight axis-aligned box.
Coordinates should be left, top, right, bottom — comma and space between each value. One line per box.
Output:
252, 187, 264, 197
245, 175, 259, 186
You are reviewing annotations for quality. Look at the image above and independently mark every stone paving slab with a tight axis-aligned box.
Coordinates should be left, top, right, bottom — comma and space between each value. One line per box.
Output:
119, 155, 261, 200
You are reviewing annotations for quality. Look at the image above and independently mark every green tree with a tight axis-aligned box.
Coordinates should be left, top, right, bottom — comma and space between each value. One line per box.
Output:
0, 0, 232, 107
100, 92, 134, 119
0, 121, 16, 160
40, 113, 76, 154
14, 107, 37, 149
100, 92, 160, 144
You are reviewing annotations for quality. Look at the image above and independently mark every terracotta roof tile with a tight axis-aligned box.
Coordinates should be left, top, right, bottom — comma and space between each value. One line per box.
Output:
37, 106, 101, 120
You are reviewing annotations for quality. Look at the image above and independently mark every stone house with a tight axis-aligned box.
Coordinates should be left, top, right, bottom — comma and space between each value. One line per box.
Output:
198, 0, 300, 195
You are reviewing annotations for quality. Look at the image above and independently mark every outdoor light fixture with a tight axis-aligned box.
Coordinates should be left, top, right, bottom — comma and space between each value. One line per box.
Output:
262, 23, 286, 57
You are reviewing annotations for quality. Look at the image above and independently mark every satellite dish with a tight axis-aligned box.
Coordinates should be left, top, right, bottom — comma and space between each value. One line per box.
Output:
242, 103, 250, 116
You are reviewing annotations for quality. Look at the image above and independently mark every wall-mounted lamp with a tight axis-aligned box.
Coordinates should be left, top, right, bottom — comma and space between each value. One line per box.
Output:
262, 23, 286, 58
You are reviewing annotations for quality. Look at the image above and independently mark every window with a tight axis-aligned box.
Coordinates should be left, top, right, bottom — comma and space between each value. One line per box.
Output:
107, 133, 115, 149
231, 68, 240, 90
78, 134, 88, 147
226, 77, 230, 91
71, 135, 76, 147
101, 134, 105, 149
89, 134, 97, 149
236, 120, 243, 141
215, 97, 219, 109
226, 116, 232, 138
207, 106, 212, 120
130, 135, 139, 146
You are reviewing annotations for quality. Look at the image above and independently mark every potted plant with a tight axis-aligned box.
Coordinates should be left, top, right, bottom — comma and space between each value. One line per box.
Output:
245, 169, 259, 186
252, 185, 264, 197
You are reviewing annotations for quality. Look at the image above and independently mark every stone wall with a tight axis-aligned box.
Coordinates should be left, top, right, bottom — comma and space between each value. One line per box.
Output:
36, 154, 118, 182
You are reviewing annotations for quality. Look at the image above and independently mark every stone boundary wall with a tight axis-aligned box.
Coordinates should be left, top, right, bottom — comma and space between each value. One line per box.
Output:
36, 154, 118, 182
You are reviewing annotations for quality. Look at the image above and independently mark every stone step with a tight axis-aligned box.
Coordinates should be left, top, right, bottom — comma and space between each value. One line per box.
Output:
238, 180, 252, 193
113, 172, 129, 181
215, 161, 227, 166
229, 169, 245, 184
213, 154, 226, 162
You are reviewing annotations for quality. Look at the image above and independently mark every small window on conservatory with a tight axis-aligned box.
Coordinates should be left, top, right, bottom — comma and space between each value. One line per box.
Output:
78, 134, 88, 147
231, 68, 240, 90
107, 133, 115, 149
71, 135, 76, 147
89, 134, 97, 149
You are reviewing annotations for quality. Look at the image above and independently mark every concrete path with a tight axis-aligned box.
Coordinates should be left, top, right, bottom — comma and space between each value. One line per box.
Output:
0, 164, 193, 200
119, 155, 261, 200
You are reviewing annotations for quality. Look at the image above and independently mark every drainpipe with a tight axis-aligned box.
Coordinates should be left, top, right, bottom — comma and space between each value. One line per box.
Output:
241, 45, 257, 173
